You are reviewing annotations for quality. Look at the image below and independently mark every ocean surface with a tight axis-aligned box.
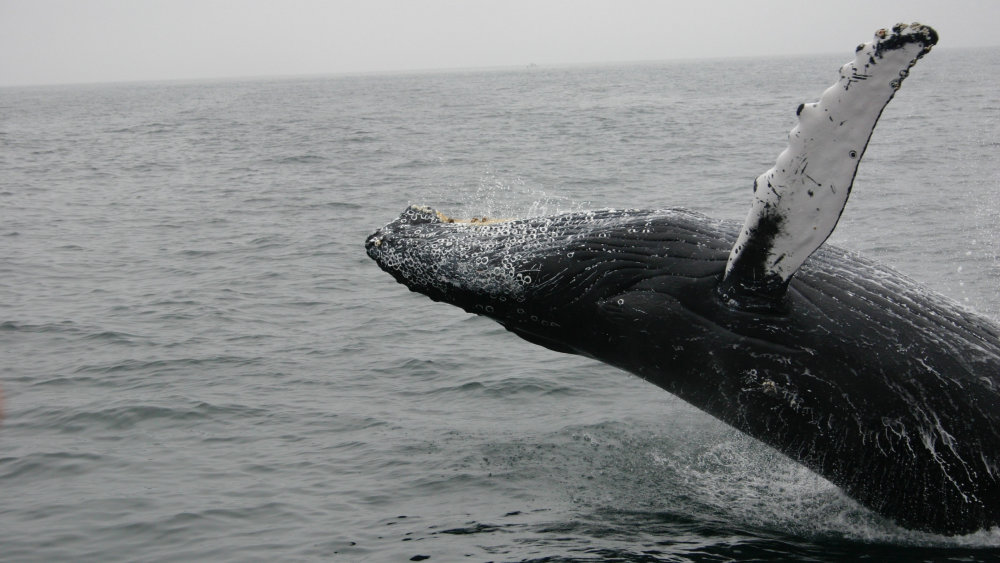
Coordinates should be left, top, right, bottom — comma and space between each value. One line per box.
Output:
2, 46, 999, 562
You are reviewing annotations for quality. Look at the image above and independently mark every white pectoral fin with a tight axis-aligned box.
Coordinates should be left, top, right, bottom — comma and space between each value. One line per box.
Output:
719, 23, 937, 311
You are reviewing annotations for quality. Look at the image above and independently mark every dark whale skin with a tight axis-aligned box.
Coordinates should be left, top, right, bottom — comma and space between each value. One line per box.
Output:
366, 206, 1000, 535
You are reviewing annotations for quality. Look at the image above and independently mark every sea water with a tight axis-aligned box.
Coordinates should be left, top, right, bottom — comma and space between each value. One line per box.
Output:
2, 47, 999, 561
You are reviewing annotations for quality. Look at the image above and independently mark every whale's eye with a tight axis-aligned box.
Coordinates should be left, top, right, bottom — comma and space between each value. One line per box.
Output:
849, 150, 858, 158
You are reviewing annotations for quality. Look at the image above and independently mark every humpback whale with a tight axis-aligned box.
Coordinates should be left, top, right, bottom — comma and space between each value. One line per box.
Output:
365, 24, 1000, 535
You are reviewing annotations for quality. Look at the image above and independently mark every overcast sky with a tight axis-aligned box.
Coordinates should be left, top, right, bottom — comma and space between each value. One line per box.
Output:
2, 0, 998, 87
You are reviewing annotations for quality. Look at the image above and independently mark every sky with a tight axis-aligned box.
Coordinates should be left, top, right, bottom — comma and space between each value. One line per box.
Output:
2, 0, 999, 87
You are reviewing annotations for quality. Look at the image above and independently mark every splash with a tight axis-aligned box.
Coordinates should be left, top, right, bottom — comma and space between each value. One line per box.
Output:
567, 422, 1000, 548
421, 168, 593, 222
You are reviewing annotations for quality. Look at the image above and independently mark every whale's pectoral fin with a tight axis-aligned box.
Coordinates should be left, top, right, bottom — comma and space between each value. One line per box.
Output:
718, 23, 937, 312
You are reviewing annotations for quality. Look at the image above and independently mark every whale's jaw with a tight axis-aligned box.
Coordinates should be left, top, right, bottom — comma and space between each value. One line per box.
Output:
366, 205, 730, 319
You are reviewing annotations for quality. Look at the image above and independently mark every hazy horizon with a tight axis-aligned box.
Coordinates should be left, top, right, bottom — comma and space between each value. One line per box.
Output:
2, 0, 999, 88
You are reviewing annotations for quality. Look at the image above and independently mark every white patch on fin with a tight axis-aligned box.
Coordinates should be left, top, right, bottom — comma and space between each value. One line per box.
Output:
720, 23, 937, 310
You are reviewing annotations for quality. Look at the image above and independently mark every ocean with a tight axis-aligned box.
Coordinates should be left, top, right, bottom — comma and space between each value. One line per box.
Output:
2, 46, 999, 561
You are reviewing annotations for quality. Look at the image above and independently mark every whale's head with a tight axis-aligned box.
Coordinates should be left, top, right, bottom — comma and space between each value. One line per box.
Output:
365, 205, 736, 356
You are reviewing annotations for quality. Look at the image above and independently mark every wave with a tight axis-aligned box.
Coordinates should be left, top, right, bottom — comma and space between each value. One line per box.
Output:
17, 401, 272, 433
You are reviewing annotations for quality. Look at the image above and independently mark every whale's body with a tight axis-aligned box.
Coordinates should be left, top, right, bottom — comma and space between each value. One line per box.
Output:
367, 206, 1000, 534
364, 24, 1000, 534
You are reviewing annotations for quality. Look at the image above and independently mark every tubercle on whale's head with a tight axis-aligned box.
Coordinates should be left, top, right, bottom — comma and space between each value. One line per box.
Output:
429, 207, 513, 226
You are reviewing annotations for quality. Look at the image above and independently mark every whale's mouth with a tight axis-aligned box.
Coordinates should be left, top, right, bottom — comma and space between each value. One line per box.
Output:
365, 205, 735, 311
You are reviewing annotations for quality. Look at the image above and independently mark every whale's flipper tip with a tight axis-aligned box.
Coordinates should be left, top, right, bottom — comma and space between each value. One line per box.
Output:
719, 23, 937, 311
876, 22, 938, 56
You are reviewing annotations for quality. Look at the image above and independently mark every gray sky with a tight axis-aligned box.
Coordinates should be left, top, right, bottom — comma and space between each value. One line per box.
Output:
2, 0, 998, 87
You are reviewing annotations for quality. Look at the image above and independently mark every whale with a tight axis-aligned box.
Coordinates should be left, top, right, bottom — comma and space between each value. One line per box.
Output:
365, 24, 1000, 535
